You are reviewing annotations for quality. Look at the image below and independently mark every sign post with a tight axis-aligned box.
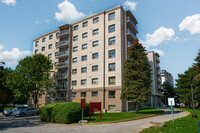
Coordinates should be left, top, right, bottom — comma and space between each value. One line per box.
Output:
168, 98, 175, 123
79, 98, 87, 124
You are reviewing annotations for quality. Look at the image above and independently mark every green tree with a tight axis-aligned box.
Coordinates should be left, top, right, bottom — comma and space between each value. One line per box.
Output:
161, 81, 175, 106
121, 39, 152, 114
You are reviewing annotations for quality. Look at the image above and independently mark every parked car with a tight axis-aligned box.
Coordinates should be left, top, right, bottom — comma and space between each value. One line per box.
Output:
13, 108, 39, 117
2, 106, 28, 116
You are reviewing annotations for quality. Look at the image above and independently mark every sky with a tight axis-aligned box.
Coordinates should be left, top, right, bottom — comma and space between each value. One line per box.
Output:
0, 0, 199, 83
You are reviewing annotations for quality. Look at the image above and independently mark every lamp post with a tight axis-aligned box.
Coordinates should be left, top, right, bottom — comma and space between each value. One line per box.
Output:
191, 81, 197, 118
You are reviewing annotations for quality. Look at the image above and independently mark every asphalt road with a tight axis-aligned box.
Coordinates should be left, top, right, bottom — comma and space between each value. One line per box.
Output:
0, 109, 187, 133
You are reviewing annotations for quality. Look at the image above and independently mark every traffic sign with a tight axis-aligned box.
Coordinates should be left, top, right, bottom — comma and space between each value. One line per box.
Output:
168, 98, 175, 106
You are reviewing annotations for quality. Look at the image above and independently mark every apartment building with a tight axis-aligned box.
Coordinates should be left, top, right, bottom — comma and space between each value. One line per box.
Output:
160, 70, 174, 86
146, 51, 162, 107
33, 5, 139, 111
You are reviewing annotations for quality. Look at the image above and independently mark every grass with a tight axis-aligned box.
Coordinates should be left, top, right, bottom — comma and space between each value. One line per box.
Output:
83, 108, 164, 123
0, 106, 14, 112
142, 108, 200, 133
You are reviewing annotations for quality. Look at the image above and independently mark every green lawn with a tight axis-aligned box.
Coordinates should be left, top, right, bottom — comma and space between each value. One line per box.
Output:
84, 108, 164, 123
142, 108, 200, 133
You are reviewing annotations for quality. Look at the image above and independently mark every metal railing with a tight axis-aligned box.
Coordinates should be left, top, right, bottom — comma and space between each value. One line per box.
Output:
127, 29, 136, 39
54, 73, 68, 79
58, 30, 69, 36
55, 62, 68, 68
127, 16, 138, 30
56, 51, 69, 57
56, 40, 69, 47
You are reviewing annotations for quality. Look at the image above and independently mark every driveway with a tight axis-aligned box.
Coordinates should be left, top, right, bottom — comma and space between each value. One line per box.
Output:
0, 109, 187, 133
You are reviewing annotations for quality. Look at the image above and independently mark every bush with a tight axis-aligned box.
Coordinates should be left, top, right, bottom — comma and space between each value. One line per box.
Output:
39, 102, 90, 124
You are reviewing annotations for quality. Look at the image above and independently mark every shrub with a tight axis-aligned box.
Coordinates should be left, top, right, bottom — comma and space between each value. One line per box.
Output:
39, 102, 90, 124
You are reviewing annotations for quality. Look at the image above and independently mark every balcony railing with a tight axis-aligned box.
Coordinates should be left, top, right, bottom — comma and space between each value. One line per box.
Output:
58, 30, 69, 37
56, 40, 69, 47
55, 62, 68, 68
57, 86, 67, 91
127, 29, 136, 39
127, 41, 132, 47
127, 16, 138, 30
54, 73, 68, 79
56, 51, 69, 58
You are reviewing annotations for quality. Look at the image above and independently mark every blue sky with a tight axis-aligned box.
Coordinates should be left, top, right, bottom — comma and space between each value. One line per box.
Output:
0, 0, 199, 83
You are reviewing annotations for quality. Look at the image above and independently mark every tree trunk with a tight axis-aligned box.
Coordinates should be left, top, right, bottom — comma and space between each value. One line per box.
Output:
34, 93, 38, 108
136, 103, 140, 114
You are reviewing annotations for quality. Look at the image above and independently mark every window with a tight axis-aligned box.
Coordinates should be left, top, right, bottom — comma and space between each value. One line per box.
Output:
55, 52, 58, 56
39, 94, 42, 98
46, 94, 50, 98
92, 53, 98, 59
108, 105, 116, 111
56, 42, 59, 46
74, 25, 79, 30
42, 38, 46, 42
72, 69, 77, 74
92, 65, 98, 71
82, 44, 87, 50
73, 46, 78, 52
93, 29, 99, 35
48, 54, 52, 58
109, 63, 115, 71
109, 24, 115, 33
73, 57, 77, 63
109, 91, 115, 98
92, 91, 98, 96
42, 46, 45, 51
92, 78, 98, 84
35, 50, 38, 55
72, 80, 77, 86
55, 62, 58, 66
35, 41, 39, 47
81, 79, 87, 85
82, 21, 88, 27
92, 41, 99, 47
109, 77, 115, 85
49, 35, 53, 40
82, 32, 88, 38
49, 44, 53, 49
109, 37, 115, 45
109, 50, 115, 58
56, 33, 59, 37
81, 67, 87, 73
81, 92, 86, 97
72, 92, 76, 98
82, 55, 87, 61
93, 17, 99, 24
109, 12, 115, 21
73, 36, 78, 41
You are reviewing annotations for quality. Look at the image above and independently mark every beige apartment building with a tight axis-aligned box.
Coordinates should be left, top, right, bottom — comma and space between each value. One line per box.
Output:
160, 70, 174, 86
32, 5, 160, 111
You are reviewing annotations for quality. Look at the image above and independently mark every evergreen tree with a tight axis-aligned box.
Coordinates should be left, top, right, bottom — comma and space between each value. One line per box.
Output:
121, 39, 152, 113
161, 81, 175, 106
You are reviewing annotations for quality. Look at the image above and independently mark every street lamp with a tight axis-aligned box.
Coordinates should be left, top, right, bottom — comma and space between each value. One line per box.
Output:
190, 81, 197, 118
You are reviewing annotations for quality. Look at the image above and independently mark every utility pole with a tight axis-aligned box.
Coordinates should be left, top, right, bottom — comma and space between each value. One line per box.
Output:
191, 82, 197, 118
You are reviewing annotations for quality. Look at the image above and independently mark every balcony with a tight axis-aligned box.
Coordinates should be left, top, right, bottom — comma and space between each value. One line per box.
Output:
56, 86, 67, 91
55, 62, 68, 69
156, 57, 160, 63
156, 63, 160, 70
127, 16, 138, 33
58, 30, 69, 38
56, 40, 69, 48
54, 73, 68, 80
56, 51, 69, 58
127, 41, 132, 47
54, 97, 67, 102
127, 29, 136, 42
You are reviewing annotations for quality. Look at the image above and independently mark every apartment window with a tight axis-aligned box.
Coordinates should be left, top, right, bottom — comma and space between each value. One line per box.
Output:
55, 62, 58, 66
92, 41, 99, 47
109, 12, 115, 21
82, 55, 87, 61
92, 91, 98, 96
73, 57, 78, 63
56, 42, 59, 46
93, 17, 99, 24
42, 46, 45, 51
109, 91, 115, 98
72, 69, 77, 74
92, 78, 98, 84
35, 50, 38, 55
109, 76, 116, 85
49, 35, 53, 40
92, 53, 98, 59
108, 105, 116, 111
39, 94, 42, 98
48, 54, 52, 58
93, 29, 99, 35
109, 63, 115, 71
81, 67, 87, 73
46, 94, 50, 98
81, 92, 86, 97
72, 80, 77, 86
42, 38, 46, 42
109, 50, 115, 58
35, 41, 39, 47
81, 79, 87, 85
49, 44, 53, 49
109, 37, 115, 45
74, 25, 79, 31
55, 52, 58, 56
82, 21, 88, 27
109, 24, 115, 33
73, 35, 78, 41
72, 92, 76, 98
82, 44, 87, 50
56, 33, 59, 37
92, 65, 98, 71
82, 32, 88, 38
73, 46, 78, 52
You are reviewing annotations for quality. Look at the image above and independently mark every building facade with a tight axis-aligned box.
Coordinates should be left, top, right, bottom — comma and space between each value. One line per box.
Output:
160, 70, 174, 86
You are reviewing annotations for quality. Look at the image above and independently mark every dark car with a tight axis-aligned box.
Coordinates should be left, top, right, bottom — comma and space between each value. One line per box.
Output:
2, 106, 28, 116
13, 108, 39, 117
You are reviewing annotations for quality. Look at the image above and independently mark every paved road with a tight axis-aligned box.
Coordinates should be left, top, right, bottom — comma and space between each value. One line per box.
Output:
0, 109, 187, 133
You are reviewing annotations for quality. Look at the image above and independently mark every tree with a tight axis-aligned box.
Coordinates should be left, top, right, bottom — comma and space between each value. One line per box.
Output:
121, 39, 152, 114
161, 81, 175, 106
7, 54, 53, 107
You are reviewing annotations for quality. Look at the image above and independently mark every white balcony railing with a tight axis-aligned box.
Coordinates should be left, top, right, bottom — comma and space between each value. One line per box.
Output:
56, 51, 69, 58
58, 30, 69, 37
56, 40, 69, 47
127, 16, 138, 30
127, 29, 136, 39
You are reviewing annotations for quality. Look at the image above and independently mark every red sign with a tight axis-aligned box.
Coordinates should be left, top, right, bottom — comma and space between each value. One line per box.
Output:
90, 102, 101, 120
81, 99, 86, 109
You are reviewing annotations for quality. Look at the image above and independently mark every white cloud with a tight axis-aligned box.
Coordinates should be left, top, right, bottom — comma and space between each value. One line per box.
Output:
124, 0, 137, 11
1, 0, 16, 6
0, 46, 31, 66
45, 19, 50, 23
179, 14, 200, 34
143, 27, 175, 48
55, 0, 85, 23
150, 49, 165, 56
0, 45, 4, 51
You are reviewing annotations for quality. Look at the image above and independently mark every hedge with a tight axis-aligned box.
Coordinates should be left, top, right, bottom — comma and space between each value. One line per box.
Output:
39, 102, 90, 124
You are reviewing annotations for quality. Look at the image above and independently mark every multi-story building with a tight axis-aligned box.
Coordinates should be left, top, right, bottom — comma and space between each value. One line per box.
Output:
146, 51, 162, 107
160, 70, 174, 86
